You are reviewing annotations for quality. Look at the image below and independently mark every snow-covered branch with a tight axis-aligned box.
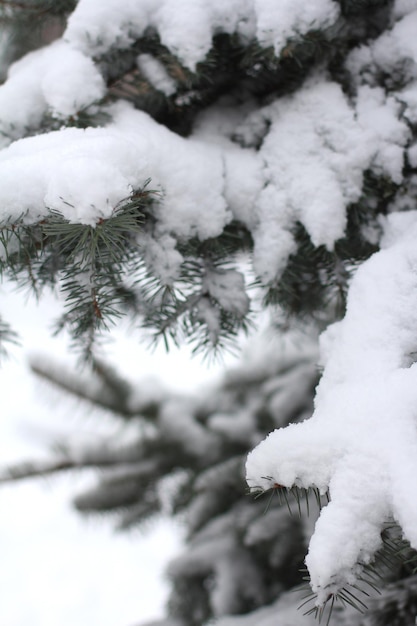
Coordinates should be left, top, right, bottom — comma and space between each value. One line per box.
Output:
247, 212, 417, 603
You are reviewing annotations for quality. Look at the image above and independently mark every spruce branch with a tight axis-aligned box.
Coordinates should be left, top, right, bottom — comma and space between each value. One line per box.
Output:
43, 192, 147, 360
0, 314, 19, 361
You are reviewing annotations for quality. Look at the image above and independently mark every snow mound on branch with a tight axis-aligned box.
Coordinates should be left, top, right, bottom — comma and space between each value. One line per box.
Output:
111, 104, 232, 240
373, 9, 417, 75
138, 232, 184, 284
0, 70, 411, 284
250, 78, 372, 282
247, 211, 417, 603
254, 0, 339, 56
65, 0, 339, 70
0, 40, 105, 141
0, 103, 232, 237
347, 7, 417, 87
356, 86, 410, 183
0, 127, 142, 224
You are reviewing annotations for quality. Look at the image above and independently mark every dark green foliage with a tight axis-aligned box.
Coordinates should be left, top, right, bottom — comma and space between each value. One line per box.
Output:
338, 0, 392, 17
1, 188, 150, 359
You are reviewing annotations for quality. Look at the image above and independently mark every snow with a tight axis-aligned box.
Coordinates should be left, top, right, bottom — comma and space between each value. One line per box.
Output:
37, 41, 105, 118
137, 54, 177, 96
152, 0, 253, 71
0, 41, 104, 142
65, 0, 337, 70
347, 7, 417, 88
399, 80, 417, 124
111, 103, 233, 240
203, 269, 249, 317
209, 408, 255, 445
372, 10, 417, 76
0, 104, 231, 234
251, 77, 372, 281
355, 86, 409, 183
1, 0, 417, 615
168, 515, 265, 616
65, 0, 159, 56
154, 0, 216, 72
0, 126, 143, 225
246, 212, 417, 603
254, 0, 339, 56
0, 14, 413, 288
139, 232, 183, 284
0, 70, 406, 285
394, 0, 417, 19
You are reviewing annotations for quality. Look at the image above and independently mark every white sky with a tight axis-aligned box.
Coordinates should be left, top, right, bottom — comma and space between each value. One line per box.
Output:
0, 282, 229, 626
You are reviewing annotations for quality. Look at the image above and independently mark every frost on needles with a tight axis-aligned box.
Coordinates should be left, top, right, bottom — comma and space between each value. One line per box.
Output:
1, 0, 417, 623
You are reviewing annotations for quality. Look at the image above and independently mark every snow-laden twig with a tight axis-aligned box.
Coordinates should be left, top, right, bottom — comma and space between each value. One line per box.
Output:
247, 211, 417, 604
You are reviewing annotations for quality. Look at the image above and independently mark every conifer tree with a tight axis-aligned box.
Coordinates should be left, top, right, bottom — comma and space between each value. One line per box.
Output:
1, 0, 417, 624
4, 331, 320, 625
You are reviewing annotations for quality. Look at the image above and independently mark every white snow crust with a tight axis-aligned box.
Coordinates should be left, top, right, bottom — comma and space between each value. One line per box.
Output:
0, 3, 413, 292
65, 0, 338, 70
247, 212, 417, 601
252, 78, 372, 281
0, 125, 143, 224
0, 40, 105, 142
254, 0, 339, 56
0, 71, 409, 282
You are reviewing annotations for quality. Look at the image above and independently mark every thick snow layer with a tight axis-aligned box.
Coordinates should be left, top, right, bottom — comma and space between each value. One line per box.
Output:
0, 103, 232, 236
252, 78, 372, 281
372, 10, 417, 76
0, 2, 412, 288
347, 7, 417, 87
254, 0, 339, 56
0, 40, 104, 141
355, 86, 410, 183
0, 58, 412, 286
112, 104, 233, 240
65, 0, 338, 70
0, 126, 143, 224
247, 212, 417, 602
